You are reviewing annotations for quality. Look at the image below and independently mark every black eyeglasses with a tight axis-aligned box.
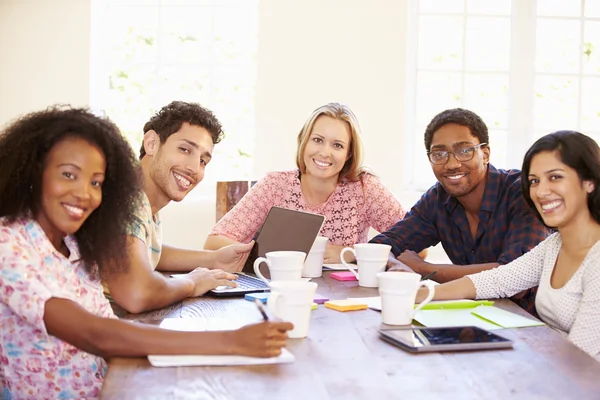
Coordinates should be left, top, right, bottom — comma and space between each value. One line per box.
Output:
427, 143, 488, 165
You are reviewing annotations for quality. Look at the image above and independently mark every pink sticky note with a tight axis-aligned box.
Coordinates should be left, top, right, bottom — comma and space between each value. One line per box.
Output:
330, 271, 358, 281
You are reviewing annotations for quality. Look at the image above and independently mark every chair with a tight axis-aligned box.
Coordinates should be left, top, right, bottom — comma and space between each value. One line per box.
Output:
215, 180, 257, 222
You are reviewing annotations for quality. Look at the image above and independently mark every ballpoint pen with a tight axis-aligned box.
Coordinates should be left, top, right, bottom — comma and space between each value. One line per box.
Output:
421, 270, 437, 281
254, 298, 270, 321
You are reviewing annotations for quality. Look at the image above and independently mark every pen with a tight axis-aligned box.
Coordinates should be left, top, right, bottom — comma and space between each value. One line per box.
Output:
421, 270, 437, 281
254, 299, 270, 321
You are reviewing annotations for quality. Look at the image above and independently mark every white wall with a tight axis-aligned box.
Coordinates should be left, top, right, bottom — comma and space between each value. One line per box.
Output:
1, 0, 432, 255
0, 0, 91, 128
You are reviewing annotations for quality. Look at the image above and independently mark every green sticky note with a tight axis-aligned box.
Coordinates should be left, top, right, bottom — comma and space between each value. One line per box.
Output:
470, 306, 545, 328
416, 300, 495, 310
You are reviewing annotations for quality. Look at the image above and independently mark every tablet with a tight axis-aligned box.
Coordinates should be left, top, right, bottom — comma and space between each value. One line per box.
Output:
379, 326, 513, 353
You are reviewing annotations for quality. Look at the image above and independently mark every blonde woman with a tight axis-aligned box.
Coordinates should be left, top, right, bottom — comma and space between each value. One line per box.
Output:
205, 103, 409, 263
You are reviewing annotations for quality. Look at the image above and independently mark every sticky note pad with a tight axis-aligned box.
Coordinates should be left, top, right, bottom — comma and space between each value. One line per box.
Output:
330, 271, 358, 281
313, 294, 329, 304
324, 299, 368, 312
244, 293, 270, 303
311, 302, 318, 310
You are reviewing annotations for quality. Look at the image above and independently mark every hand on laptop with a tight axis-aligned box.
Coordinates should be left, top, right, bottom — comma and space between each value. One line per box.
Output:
185, 268, 238, 297
213, 241, 255, 273
230, 321, 294, 357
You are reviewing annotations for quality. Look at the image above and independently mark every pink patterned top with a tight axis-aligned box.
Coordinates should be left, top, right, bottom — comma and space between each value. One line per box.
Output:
0, 217, 115, 400
210, 170, 406, 245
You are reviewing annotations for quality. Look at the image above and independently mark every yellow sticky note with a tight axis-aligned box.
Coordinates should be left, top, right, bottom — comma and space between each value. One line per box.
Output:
311, 302, 318, 310
324, 299, 368, 312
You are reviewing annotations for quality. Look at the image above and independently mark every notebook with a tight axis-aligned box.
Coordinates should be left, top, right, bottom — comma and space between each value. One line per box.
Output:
148, 318, 295, 367
209, 207, 325, 297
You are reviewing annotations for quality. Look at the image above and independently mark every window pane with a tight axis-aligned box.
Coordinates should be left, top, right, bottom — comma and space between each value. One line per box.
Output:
467, 0, 511, 15
464, 74, 509, 129
160, 8, 213, 64
536, 19, 580, 73
583, 21, 600, 75
157, 66, 211, 106
581, 78, 600, 132
465, 17, 510, 70
418, 16, 464, 70
487, 130, 507, 169
419, 0, 464, 14
415, 72, 462, 125
106, 6, 159, 64
585, 0, 600, 17
213, 7, 258, 64
537, 0, 581, 17
534, 75, 579, 131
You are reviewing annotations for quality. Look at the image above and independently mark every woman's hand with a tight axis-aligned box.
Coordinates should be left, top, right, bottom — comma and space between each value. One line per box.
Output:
229, 321, 294, 357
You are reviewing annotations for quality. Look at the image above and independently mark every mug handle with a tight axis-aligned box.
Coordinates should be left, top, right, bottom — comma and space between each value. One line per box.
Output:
267, 291, 285, 318
253, 257, 270, 283
340, 247, 359, 279
413, 280, 436, 313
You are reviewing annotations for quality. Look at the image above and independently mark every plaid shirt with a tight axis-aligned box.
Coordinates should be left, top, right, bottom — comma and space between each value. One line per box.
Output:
370, 164, 552, 314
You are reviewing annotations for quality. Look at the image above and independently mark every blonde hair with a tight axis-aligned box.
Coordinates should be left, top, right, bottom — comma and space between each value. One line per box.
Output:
295, 102, 366, 182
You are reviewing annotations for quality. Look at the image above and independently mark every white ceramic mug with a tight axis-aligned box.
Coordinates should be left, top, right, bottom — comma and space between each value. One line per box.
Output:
340, 243, 391, 287
376, 272, 435, 325
302, 236, 328, 278
253, 251, 305, 283
267, 281, 318, 338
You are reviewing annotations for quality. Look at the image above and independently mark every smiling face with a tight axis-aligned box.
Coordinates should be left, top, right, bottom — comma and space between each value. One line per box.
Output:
36, 137, 106, 248
302, 115, 351, 182
145, 122, 214, 202
528, 150, 594, 229
429, 123, 490, 198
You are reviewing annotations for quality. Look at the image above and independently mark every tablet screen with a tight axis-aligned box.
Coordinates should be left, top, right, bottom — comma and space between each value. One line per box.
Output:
381, 326, 512, 351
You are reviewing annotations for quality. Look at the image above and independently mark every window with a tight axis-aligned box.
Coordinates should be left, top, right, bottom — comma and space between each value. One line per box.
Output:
405, 0, 600, 191
90, 0, 258, 182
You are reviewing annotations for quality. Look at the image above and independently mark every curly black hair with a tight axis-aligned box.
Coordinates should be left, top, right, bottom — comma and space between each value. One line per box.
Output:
0, 106, 141, 274
521, 130, 600, 227
424, 108, 489, 150
139, 101, 224, 159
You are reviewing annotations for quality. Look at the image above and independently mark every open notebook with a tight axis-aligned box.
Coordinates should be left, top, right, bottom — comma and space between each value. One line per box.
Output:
147, 318, 295, 367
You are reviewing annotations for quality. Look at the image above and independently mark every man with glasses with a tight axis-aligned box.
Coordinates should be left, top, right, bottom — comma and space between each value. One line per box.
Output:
370, 108, 551, 313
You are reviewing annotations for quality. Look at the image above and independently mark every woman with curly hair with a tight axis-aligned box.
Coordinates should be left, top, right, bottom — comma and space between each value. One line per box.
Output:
0, 107, 292, 399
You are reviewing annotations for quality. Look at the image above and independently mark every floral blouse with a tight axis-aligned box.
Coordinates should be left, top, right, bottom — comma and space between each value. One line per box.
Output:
0, 217, 116, 399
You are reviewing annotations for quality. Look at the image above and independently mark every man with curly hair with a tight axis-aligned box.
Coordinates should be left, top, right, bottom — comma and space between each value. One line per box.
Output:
371, 108, 552, 314
104, 101, 254, 314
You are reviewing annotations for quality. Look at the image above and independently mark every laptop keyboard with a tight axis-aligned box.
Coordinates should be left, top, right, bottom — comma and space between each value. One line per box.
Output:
234, 273, 269, 289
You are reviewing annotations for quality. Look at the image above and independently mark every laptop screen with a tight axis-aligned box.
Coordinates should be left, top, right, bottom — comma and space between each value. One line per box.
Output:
242, 207, 325, 279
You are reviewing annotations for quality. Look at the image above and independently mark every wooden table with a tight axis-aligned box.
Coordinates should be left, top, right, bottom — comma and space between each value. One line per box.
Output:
101, 272, 600, 400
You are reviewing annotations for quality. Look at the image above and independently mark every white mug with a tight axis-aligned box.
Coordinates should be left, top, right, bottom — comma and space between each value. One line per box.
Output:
267, 281, 318, 338
253, 251, 305, 283
302, 236, 329, 278
376, 272, 435, 325
340, 243, 391, 287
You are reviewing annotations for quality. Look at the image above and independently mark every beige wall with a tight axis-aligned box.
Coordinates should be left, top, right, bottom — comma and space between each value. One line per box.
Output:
0, 0, 91, 128
0, 0, 420, 253
255, 0, 409, 196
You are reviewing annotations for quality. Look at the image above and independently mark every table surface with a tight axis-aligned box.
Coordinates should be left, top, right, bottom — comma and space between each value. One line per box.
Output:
101, 272, 600, 400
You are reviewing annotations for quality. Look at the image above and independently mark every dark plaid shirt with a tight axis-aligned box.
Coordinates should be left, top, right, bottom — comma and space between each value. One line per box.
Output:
370, 165, 552, 314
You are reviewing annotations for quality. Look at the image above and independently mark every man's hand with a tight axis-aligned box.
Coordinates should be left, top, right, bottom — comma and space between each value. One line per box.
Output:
184, 268, 238, 297
397, 250, 429, 274
213, 241, 254, 272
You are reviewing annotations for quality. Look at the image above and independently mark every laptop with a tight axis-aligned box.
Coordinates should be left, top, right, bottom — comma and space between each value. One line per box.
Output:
209, 206, 325, 297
